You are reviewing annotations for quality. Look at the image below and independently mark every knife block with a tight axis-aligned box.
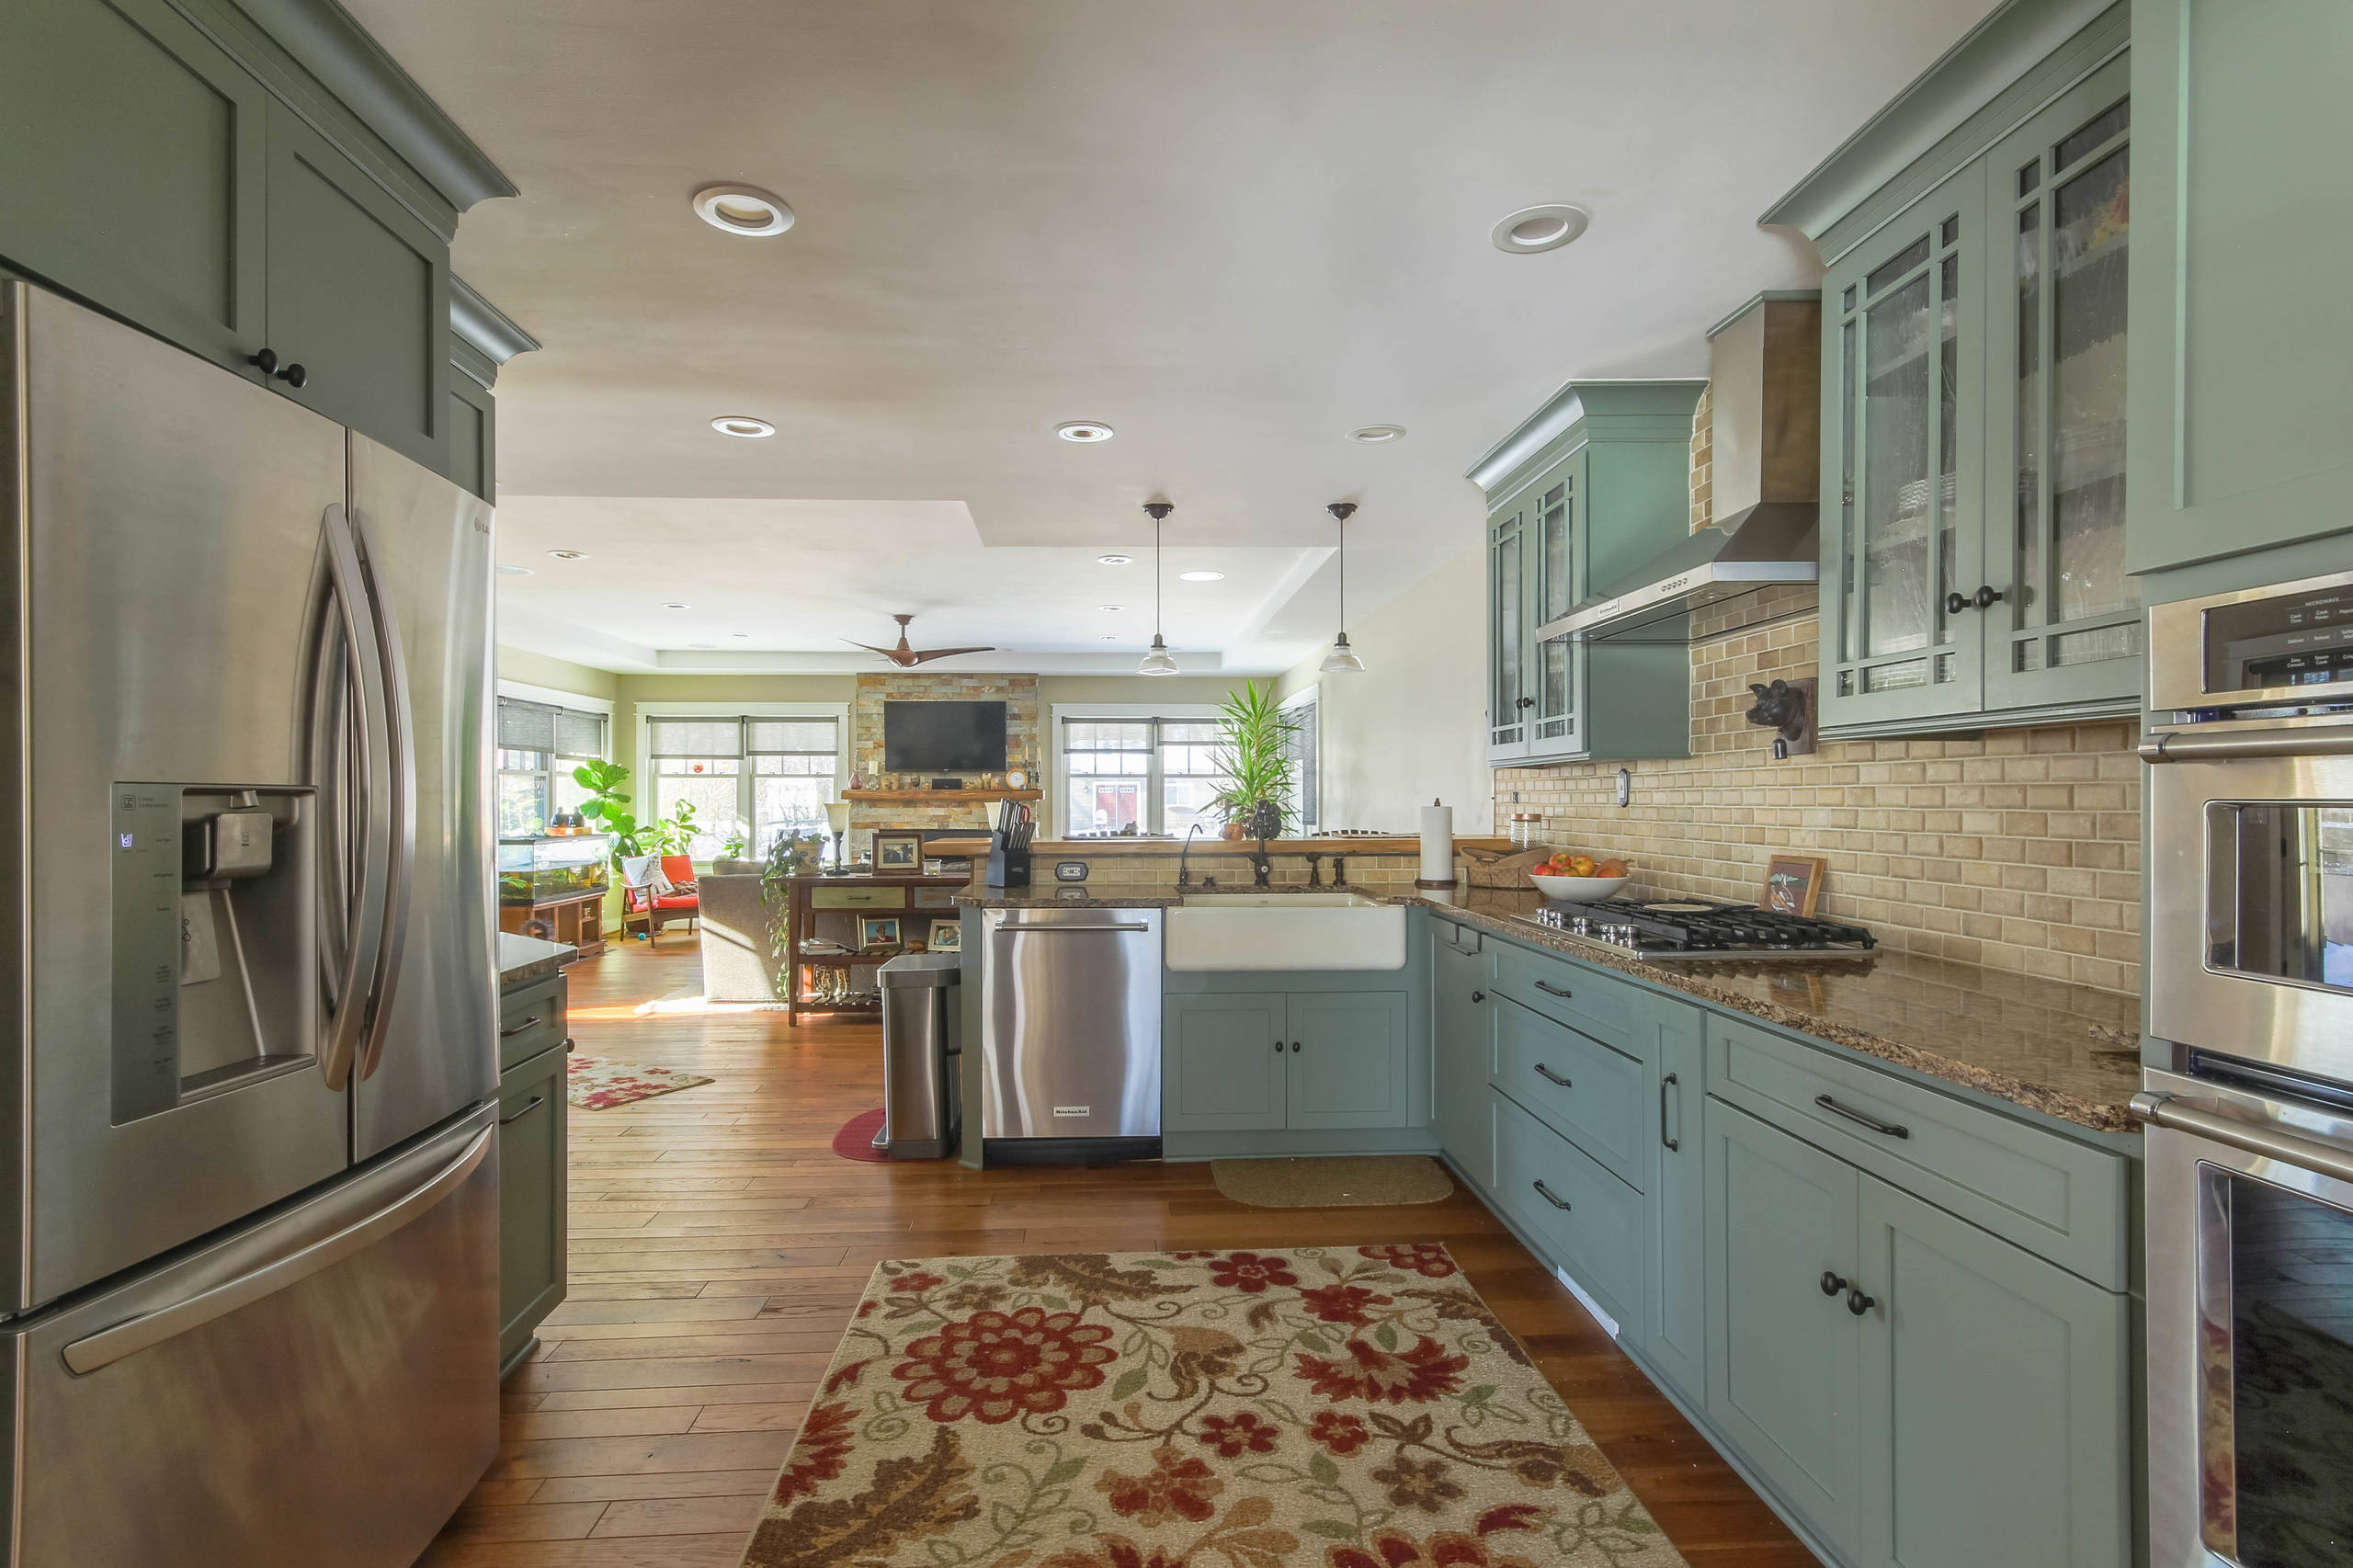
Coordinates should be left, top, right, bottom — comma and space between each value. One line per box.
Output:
984, 833, 1031, 891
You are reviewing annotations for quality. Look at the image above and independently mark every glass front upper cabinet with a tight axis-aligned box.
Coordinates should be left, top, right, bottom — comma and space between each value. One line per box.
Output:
1983, 56, 2139, 711
1818, 53, 2138, 736
1529, 464, 1579, 753
1488, 500, 1529, 756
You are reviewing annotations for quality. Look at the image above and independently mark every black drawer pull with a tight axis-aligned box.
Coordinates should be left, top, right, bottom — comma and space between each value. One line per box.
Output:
1659, 1072, 1680, 1152
1814, 1093, 1909, 1139
498, 1014, 542, 1038
1532, 1179, 1571, 1210
1533, 1062, 1572, 1088
1847, 1287, 1876, 1316
1534, 981, 1574, 999
499, 1094, 547, 1126
1820, 1270, 1847, 1297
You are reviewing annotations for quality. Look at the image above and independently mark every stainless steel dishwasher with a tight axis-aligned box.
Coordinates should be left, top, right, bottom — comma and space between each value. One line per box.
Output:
979, 906, 1162, 1164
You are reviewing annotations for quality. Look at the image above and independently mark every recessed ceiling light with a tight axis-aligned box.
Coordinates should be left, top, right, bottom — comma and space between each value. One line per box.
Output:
731, 632, 751, 639
692, 183, 794, 237
496, 563, 533, 576
546, 549, 586, 561
1056, 421, 1115, 443
663, 601, 691, 609
1178, 570, 1224, 583
1098, 634, 1119, 641
1348, 424, 1407, 444
1097, 554, 1133, 566
1491, 204, 1589, 254
688, 642, 718, 649
1097, 604, 1126, 612
710, 415, 775, 438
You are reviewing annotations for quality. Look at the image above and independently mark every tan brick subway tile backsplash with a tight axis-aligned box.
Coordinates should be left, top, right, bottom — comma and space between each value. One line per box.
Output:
1495, 609, 2143, 996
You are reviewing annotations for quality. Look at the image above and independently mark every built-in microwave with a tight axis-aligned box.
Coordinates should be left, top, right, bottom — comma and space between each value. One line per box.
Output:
2144, 568, 2353, 1088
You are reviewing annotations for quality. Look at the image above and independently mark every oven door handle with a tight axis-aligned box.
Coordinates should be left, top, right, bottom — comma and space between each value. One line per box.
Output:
2131, 1092, 2353, 1185
2138, 726, 2353, 762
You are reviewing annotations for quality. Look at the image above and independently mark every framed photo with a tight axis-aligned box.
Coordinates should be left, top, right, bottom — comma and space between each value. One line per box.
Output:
927, 916, 961, 953
1761, 854, 1828, 917
872, 831, 925, 872
858, 915, 902, 949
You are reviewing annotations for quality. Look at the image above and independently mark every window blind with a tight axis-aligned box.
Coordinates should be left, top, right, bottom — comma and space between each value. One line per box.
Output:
648, 718, 745, 758
496, 699, 557, 752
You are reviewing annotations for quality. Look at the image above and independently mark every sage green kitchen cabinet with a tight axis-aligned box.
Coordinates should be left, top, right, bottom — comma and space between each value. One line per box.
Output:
1289, 992, 1411, 1131
497, 1042, 567, 1370
448, 370, 494, 502
266, 101, 451, 473
1164, 993, 1290, 1132
1641, 1000, 1705, 1402
1817, 52, 2140, 736
1705, 1098, 1867, 1556
1472, 381, 1704, 766
1429, 920, 1495, 1188
0, 0, 269, 374
2125, 0, 2353, 574
1164, 990, 1410, 1133
1856, 1177, 2130, 1568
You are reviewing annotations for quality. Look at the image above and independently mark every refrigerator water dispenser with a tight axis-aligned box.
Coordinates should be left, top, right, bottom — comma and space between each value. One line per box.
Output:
111, 785, 317, 1120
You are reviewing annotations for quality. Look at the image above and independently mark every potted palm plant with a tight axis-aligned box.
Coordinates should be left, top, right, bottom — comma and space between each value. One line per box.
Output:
1211, 679, 1301, 841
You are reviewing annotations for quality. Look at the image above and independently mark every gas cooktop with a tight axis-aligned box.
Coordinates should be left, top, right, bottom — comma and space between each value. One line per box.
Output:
1514, 899, 1878, 962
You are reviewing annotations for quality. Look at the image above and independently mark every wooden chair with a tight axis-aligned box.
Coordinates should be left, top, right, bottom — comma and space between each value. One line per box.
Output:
620, 854, 702, 945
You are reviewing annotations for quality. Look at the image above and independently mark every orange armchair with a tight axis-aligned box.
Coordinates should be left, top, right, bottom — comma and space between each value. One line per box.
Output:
620, 854, 700, 945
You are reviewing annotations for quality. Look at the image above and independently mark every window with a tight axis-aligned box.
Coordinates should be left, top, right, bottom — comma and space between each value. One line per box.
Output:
645, 712, 844, 860
1279, 687, 1320, 835
1058, 710, 1223, 838
495, 698, 608, 835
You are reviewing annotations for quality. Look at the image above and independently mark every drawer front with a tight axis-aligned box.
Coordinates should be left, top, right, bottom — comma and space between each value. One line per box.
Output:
1493, 945, 1643, 1056
913, 887, 959, 908
1494, 1090, 1643, 1325
1492, 994, 1647, 1187
1431, 915, 1483, 956
813, 886, 908, 910
497, 977, 564, 1072
1707, 1015, 2129, 1289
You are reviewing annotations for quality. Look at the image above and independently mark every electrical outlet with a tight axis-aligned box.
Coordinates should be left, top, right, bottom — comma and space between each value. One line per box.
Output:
1616, 767, 1631, 808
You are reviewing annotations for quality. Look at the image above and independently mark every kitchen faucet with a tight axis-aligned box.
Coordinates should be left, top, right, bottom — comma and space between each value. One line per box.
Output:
1247, 838, 1272, 888
1178, 823, 1203, 889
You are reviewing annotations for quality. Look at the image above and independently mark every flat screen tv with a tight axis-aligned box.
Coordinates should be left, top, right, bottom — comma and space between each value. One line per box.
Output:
883, 700, 1007, 772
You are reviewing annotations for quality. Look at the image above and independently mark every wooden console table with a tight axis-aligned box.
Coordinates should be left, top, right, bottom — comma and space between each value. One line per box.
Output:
783, 871, 970, 1025
499, 888, 606, 960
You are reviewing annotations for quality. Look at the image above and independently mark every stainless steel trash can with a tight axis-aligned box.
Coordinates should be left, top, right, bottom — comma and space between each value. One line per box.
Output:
876, 951, 962, 1159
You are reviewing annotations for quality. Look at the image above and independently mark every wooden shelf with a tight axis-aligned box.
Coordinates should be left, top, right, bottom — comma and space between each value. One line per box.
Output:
847, 788, 1041, 803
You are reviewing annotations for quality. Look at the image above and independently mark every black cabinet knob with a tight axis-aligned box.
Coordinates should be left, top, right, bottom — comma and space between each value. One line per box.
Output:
1471, 990, 1484, 1003
246, 348, 307, 389
1847, 1288, 1876, 1316
247, 347, 279, 376
278, 361, 307, 389
1515, 696, 1536, 710
1820, 1270, 1847, 1297
1290, 1040, 1302, 1052
1943, 585, 2004, 615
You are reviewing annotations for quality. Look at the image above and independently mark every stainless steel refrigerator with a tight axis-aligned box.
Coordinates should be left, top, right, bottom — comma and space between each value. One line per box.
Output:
0, 280, 500, 1565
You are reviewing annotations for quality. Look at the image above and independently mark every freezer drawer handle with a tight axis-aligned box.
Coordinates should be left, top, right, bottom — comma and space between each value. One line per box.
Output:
2131, 1092, 2353, 1184
60, 1126, 493, 1376
500, 1095, 547, 1126
994, 922, 1152, 933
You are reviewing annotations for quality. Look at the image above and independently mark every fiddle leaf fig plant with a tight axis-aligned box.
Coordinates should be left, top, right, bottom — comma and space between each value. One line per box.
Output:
1211, 679, 1300, 841
572, 759, 649, 860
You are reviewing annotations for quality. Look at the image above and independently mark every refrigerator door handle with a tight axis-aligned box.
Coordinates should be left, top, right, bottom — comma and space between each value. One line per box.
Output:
59, 1123, 493, 1375
313, 503, 396, 1091
349, 504, 416, 1085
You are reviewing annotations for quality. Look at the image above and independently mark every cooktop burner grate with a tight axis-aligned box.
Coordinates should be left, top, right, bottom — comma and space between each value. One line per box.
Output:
1515, 899, 1877, 961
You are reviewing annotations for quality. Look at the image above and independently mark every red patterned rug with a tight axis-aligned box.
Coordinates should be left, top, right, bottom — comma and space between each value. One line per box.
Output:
735, 1246, 1682, 1568
563, 1055, 713, 1111
831, 1107, 888, 1162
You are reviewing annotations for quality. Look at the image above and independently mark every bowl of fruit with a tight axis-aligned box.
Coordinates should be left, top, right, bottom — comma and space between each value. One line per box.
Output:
1529, 852, 1630, 903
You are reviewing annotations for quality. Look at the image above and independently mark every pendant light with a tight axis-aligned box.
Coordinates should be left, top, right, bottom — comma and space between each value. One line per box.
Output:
1320, 501, 1366, 673
1138, 502, 1180, 676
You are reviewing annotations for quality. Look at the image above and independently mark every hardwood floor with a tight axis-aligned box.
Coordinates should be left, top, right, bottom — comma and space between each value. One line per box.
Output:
419, 938, 1810, 1567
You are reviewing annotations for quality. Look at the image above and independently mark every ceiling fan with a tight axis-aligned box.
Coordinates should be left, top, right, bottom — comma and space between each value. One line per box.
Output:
847, 613, 994, 667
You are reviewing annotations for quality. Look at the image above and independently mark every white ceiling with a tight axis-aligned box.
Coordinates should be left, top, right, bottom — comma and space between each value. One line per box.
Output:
350, 0, 1999, 675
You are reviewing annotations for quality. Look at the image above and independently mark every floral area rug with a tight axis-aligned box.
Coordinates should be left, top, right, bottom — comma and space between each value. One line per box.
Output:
737, 1245, 1682, 1568
564, 1055, 713, 1110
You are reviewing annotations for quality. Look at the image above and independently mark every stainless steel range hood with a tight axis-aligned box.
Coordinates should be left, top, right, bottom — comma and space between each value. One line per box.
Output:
1546, 291, 1822, 644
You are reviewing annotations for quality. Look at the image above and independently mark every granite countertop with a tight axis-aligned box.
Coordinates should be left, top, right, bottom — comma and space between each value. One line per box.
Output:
1424, 889, 2143, 1134
497, 931, 576, 988
953, 890, 1183, 908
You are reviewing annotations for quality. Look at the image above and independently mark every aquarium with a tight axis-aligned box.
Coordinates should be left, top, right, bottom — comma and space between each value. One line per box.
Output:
498, 834, 612, 905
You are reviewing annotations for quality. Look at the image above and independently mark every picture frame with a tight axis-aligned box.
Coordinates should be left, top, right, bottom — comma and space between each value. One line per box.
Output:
1761, 854, 1828, 917
858, 915, 902, 950
872, 831, 925, 872
927, 917, 961, 953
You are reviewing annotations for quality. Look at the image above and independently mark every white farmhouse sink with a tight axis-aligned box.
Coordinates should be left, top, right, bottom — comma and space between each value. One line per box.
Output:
1165, 893, 1408, 971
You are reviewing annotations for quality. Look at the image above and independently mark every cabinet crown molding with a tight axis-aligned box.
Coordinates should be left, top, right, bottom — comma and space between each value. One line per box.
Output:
1466, 380, 1709, 496
451, 275, 540, 373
